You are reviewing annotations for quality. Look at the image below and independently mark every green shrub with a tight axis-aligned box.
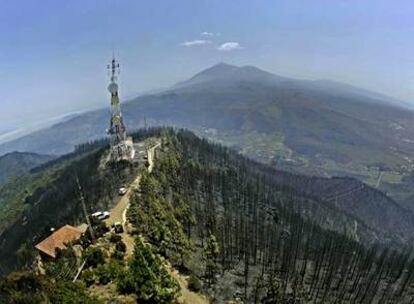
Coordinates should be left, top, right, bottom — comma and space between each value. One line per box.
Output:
0, 271, 46, 303
0, 271, 102, 304
94, 221, 109, 237
188, 274, 202, 292
81, 269, 95, 287
111, 250, 125, 260
95, 265, 111, 285
49, 281, 102, 304
117, 238, 180, 303
109, 233, 122, 243
115, 240, 126, 253
95, 261, 123, 286
84, 247, 105, 268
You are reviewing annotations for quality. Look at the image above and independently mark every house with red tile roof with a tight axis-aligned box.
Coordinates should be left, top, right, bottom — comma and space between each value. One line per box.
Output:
35, 225, 84, 259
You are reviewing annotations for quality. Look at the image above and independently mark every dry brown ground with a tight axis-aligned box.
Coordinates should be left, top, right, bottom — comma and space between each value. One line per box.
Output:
165, 262, 210, 304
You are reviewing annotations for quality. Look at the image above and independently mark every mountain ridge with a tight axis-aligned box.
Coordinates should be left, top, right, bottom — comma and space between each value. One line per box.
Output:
2, 63, 414, 213
3, 129, 414, 303
1, 62, 412, 157
174, 63, 410, 108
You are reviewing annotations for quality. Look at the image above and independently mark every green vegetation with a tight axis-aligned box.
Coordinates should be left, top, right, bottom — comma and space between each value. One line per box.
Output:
94, 260, 124, 285
128, 168, 192, 266
10, 209, 180, 302
78, 236, 179, 303
0, 173, 52, 234
80, 250, 124, 287
203, 233, 220, 287
0, 128, 163, 274
117, 238, 180, 303
3, 128, 414, 303
45, 247, 78, 280
83, 247, 106, 268
0, 271, 102, 304
127, 129, 414, 303
0, 152, 53, 186
188, 274, 202, 292
206, 130, 293, 162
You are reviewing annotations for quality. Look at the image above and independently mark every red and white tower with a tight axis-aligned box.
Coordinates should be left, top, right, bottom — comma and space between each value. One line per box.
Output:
107, 56, 135, 162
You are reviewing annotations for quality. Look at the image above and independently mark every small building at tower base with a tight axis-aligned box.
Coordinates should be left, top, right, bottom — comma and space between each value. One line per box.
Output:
110, 136, 135, 162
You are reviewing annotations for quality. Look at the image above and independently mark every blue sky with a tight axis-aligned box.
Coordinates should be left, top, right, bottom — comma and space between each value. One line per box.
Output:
2, 0, 414, 133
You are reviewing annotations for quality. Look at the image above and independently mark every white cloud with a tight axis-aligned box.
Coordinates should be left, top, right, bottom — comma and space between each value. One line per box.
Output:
180, 40, 212, 47
201, 31, 214, 36
216, 42, 243, 51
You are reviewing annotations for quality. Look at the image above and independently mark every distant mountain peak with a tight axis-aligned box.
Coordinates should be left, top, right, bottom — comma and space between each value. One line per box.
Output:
174, 62, 412, 109
184, 62, 239, 83
209, 62, 237, 69
176, 62, 287, 88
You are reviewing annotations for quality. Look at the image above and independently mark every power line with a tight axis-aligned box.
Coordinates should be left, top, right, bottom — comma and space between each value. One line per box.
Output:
75, 176, 96, 241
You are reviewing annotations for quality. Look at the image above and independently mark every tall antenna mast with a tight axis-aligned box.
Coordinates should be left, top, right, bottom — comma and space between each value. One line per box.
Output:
106, 55, 135, 162
108, 55, 120, 83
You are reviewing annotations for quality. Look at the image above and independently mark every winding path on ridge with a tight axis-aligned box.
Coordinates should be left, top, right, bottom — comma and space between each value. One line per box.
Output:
104, 141, 160, 257
104, 141, 209, 304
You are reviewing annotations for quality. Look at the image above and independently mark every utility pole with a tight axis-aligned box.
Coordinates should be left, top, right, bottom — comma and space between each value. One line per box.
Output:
76, 176, 95, 241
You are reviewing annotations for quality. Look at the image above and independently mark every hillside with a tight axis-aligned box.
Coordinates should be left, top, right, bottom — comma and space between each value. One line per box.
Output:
0, 152, 53, 185
0, 129, 160, 275
142, 129, 414, 303
2, 128, 411, 272
1, 63, 414, 209
2, 129, 414, 303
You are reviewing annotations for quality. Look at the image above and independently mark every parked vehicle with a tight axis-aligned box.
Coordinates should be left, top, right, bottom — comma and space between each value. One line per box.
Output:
91, 211, 103, 218
118, 187, 127, 196
97, 211, 110, 220
92, 211, 110, 221
114, 222, 124, 233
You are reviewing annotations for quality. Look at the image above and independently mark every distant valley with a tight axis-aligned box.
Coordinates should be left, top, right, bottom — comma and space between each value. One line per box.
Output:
0, 112, 82, 145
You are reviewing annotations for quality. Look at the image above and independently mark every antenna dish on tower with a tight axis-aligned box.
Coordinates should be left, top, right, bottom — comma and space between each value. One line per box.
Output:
108, 83, 118, 94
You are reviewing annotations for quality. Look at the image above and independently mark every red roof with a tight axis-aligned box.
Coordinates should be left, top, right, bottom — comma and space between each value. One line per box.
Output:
35, 225, 83, 258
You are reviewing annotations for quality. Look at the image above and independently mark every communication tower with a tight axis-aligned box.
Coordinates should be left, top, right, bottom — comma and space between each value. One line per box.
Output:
107, 56, 135, 161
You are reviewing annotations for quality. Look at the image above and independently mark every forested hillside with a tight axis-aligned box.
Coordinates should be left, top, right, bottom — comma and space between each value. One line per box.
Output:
2, 129, 414, 303
128, 129, 414, 303
0, 129, 160, 275
251, 166, 414, 244
0, 151, 53, 185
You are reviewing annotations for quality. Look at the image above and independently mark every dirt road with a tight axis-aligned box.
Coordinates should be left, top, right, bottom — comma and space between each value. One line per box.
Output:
103, 141, 209, 303
147, 142, 160, 172
104, 175, 140, 228
104, 142, 160, 257
105, 142, 160, 225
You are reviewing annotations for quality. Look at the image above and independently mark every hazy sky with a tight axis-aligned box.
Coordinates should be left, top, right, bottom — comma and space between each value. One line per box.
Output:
2, 0, 414, 132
